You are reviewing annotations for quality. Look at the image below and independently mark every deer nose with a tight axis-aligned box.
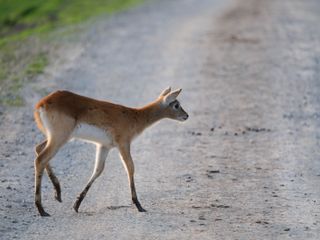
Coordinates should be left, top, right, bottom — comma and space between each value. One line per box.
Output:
183, 114, 189, 120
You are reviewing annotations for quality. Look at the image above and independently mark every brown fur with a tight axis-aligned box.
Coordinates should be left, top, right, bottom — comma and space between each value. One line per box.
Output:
35, 91, 170, 142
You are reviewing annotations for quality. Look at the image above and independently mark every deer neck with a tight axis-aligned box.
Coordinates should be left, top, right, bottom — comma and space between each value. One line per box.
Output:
134, 101, 164, 133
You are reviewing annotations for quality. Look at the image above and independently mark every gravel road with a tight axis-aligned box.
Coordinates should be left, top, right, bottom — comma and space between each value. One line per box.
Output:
1, 0, 320, 239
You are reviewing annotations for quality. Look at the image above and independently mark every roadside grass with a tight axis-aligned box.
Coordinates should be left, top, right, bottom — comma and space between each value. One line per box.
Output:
0, 0, 144, 106
0, 42, 49, 106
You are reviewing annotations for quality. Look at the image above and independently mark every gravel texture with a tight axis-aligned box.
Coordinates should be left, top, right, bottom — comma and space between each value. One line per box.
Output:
1, 0, 320, 239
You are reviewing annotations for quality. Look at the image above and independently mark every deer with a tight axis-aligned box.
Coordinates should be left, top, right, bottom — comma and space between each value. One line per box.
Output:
33, 87, 188, 216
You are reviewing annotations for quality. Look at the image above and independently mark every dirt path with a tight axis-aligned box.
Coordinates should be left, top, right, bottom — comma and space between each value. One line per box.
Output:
1, 0, 320, 239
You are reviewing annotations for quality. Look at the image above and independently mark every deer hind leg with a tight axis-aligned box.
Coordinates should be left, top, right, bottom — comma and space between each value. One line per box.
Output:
34, 113, 75, 216
46, 164, 62, 202
35, 140, 47, 155
73, 144, 109, 213
35, 140, 62, 202
35, 139, 62, 216
118, 143, 146, 212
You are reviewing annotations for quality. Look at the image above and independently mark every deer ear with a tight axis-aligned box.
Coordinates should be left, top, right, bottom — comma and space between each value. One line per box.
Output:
163, 88, 182, 105
159, 86, 171, 97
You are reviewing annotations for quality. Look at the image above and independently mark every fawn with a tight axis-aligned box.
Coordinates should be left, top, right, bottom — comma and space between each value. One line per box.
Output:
33, 87, 188, 216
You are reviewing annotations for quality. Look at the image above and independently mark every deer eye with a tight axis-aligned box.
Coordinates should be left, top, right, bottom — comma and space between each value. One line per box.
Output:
173, 103, 180, 109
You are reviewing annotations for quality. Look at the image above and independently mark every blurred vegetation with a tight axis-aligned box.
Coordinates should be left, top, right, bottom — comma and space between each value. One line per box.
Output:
0, 0, 143, 106
0, 0, 143, 45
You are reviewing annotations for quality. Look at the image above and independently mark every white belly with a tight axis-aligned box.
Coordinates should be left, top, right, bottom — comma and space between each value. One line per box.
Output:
71, 123, 114, 147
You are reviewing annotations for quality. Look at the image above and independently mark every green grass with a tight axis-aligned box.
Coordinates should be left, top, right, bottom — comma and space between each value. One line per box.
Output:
0, 0, 144, 45
25, 54, 48, 76
0, 48, 49, 106
0, 0, 144, 106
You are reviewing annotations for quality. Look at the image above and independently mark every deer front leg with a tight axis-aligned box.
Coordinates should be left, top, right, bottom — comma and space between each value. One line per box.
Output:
118, 142, 146, 212
73, 144, 109, 212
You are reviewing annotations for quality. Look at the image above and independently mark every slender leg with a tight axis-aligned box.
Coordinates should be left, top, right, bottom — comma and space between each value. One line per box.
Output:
35, 140, 62, 202
46, 164, 62, 202
118, 142, 146, 212
34, 140, 62, 216
34, 113, 76, 216
73, 145, 109, 212
35, 140, 47, 155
